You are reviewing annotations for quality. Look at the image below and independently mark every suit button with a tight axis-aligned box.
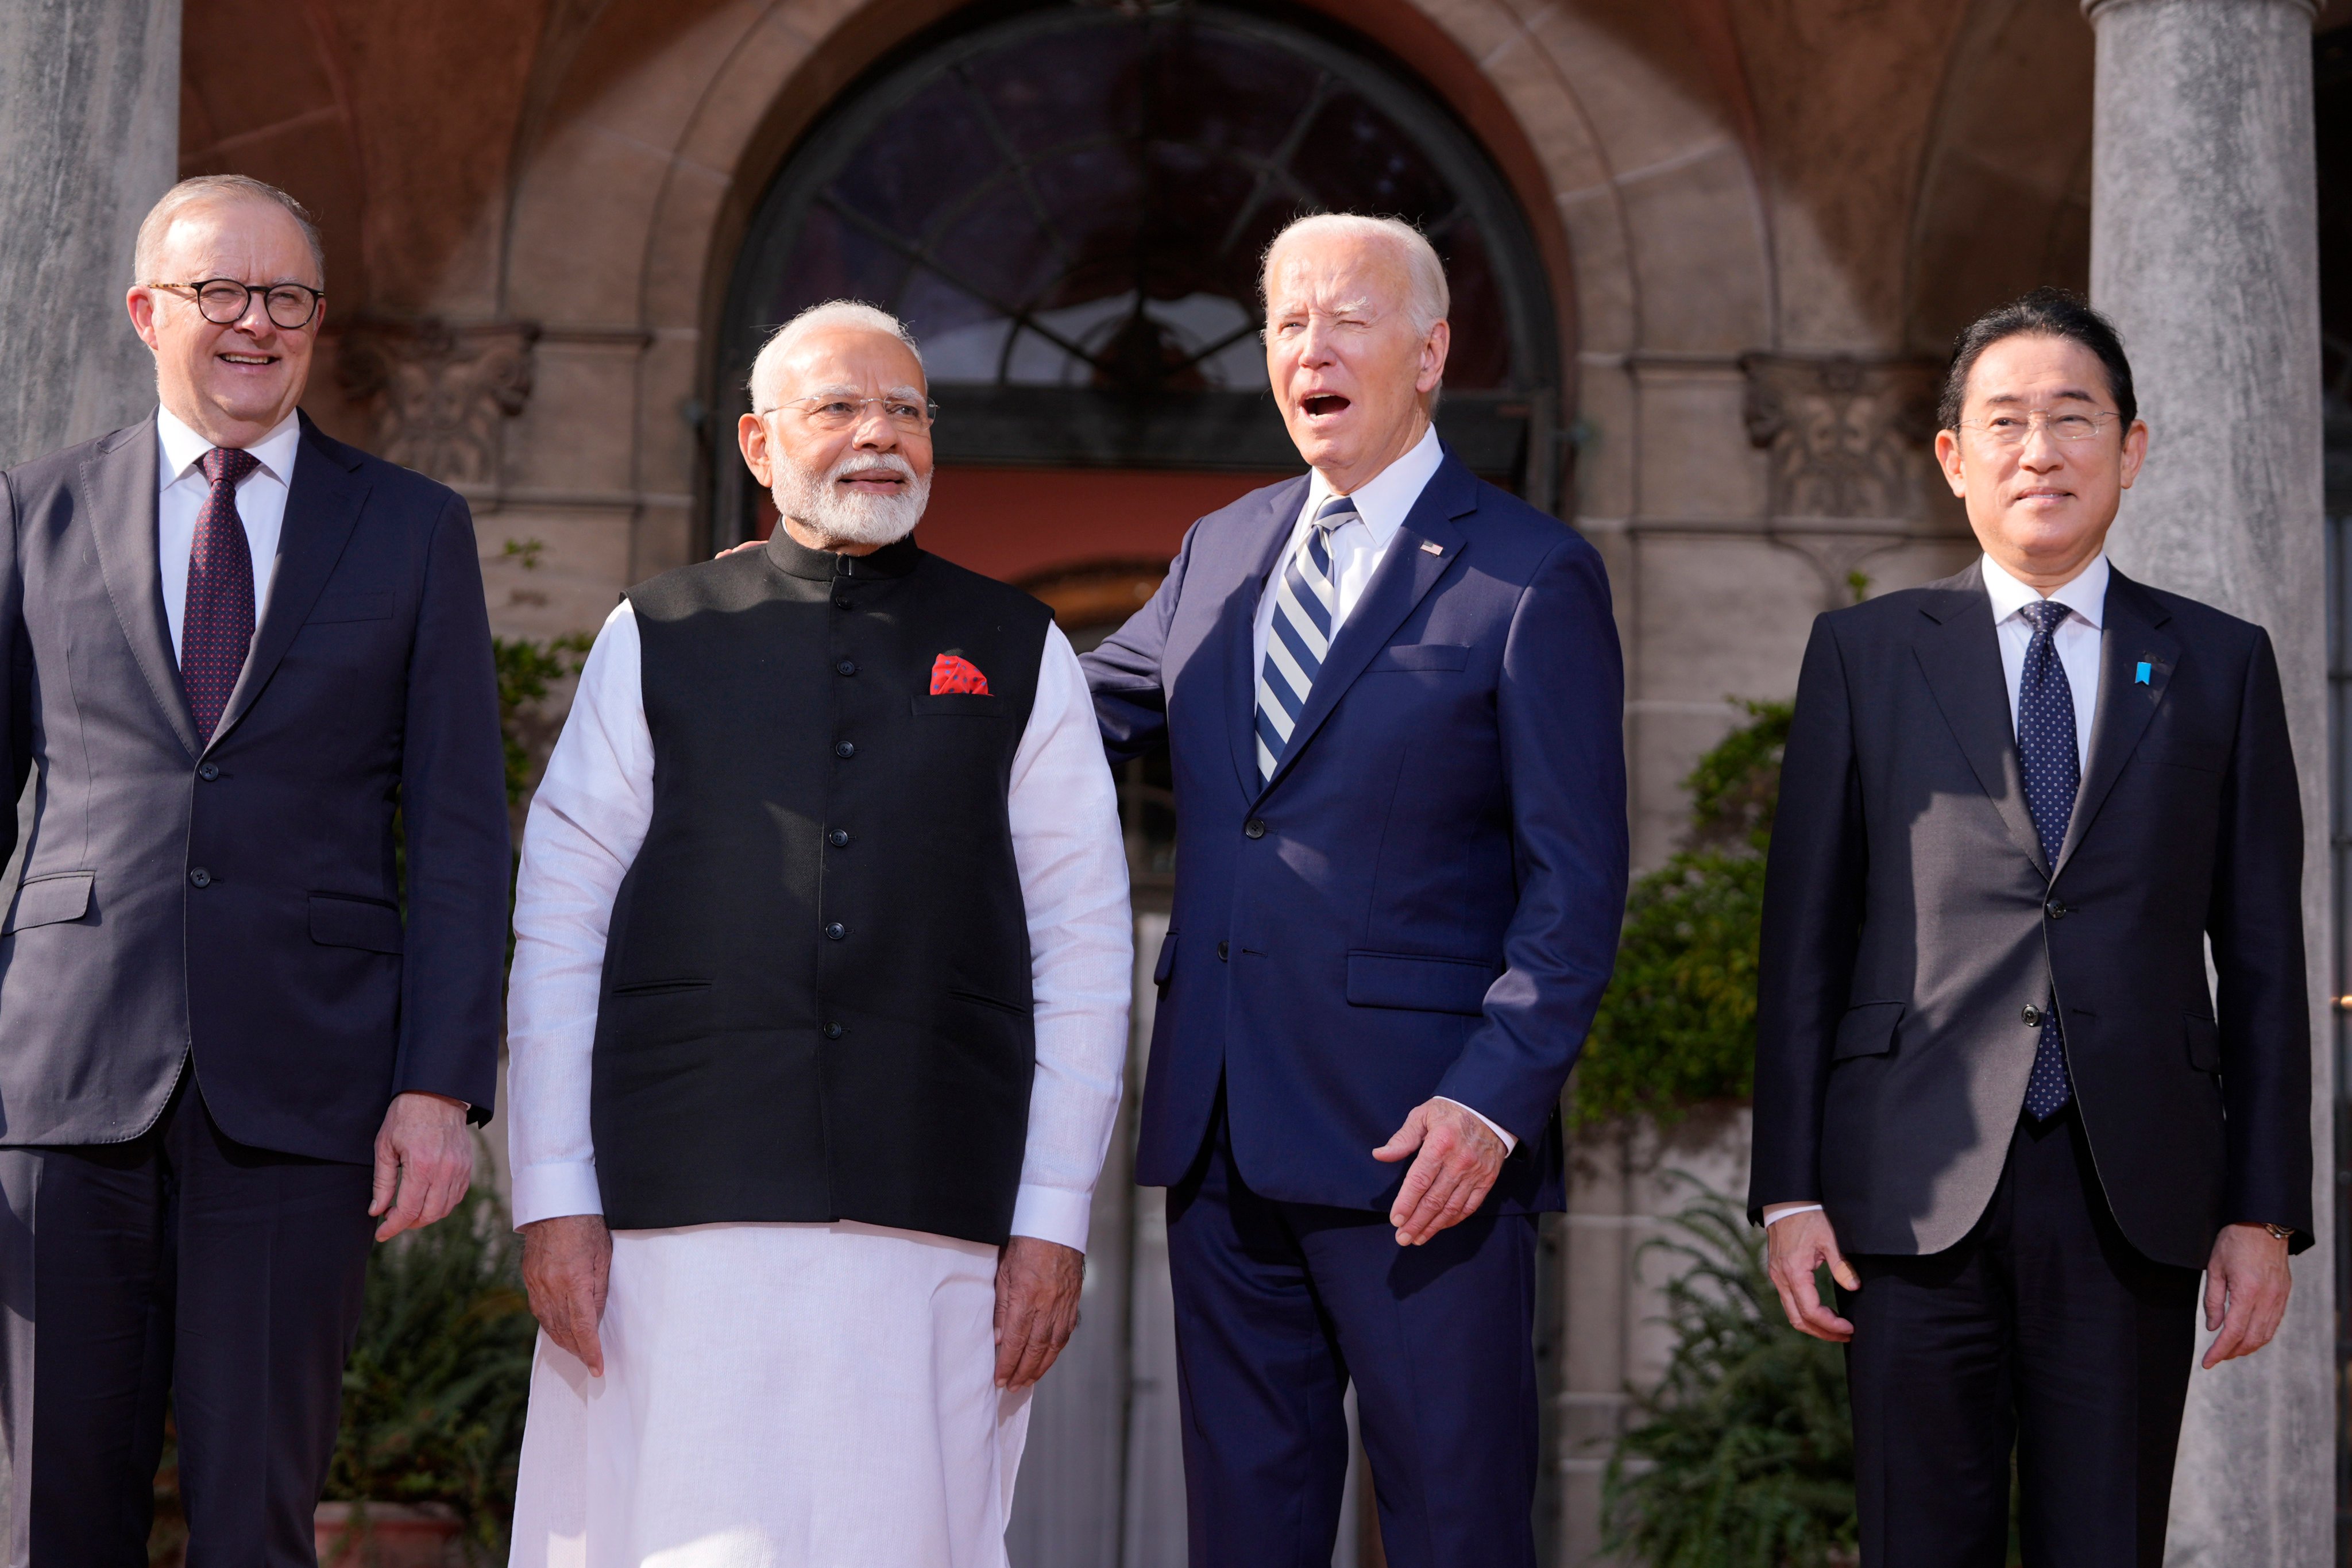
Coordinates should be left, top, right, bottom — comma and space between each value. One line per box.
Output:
1243, 818, 1266, 839
833, 597, 853, 611
2045, 899, 2069, 920
835, 740, 856, 758
2021, 1004, 2042, 1027
822, 1022, 845, 1040
825, 921, 847, 941
828, 828, 850, 847
188, 868, 212, 888
836, 661, 857, 676
1217, 940, 1230, 960
196, 762, 219, 781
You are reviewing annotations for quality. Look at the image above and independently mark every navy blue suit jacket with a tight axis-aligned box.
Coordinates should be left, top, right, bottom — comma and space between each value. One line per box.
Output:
1083, 449, 1628, 1214
0, 413, 509, 1163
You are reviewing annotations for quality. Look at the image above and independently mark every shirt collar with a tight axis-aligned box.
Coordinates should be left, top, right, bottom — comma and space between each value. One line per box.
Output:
761, 523, 921, 581
1304, 421, 1443, 546
1980, 549, 2108, 632
156, 405, 302, 490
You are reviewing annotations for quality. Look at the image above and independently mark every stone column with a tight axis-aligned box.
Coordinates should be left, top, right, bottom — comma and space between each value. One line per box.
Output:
0, 7, 177, 1555
2081, 2, 2333, 1563
0, 0, 181, 470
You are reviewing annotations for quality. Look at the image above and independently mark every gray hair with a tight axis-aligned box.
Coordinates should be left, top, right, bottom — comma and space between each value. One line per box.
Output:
1259, 213, 1450, 337
134, 175, 325, 285
748, 300, 925, 412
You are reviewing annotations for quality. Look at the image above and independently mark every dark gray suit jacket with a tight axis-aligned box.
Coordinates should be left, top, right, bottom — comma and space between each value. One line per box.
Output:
0, 412, 509, 1162
1748, 561, 2310, 1270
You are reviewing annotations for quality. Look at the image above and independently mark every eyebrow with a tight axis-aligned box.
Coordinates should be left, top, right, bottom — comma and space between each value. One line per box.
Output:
795, 383, 926, 400
1979, 387, 2102, 407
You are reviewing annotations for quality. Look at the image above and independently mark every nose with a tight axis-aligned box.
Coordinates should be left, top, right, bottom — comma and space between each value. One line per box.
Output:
2017, 424, 2065, 469
1295, 315, 1337, 366
851, 404, 899, 450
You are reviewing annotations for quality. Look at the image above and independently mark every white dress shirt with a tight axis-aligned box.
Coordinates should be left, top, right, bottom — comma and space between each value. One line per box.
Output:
156, 405, 300, 658
1981, 550, 2107, 771
1248, 422, 1515, 1156
505, 603, 1133, 1253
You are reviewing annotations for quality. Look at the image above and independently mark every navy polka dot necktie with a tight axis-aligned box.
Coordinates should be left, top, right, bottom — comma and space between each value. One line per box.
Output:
2017, 597, 2078, 1119
181, 446, 260, 745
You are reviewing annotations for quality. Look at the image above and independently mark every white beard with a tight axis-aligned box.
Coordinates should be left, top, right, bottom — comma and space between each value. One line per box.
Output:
773, 450, 930, 549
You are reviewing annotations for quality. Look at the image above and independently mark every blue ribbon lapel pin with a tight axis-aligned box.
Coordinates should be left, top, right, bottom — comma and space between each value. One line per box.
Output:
2135, 660, 2152, 686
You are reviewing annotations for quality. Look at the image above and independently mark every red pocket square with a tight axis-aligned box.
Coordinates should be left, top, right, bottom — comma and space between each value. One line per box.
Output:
930, 654, 991, 696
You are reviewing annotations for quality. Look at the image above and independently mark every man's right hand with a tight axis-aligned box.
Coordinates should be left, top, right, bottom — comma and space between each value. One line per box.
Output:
521, 1214, 613, 1376
1764, 1206, 1859, 1343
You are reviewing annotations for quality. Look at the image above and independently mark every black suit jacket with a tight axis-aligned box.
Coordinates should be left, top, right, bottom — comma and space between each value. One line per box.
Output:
1748, 561, 2310, 1270
0, 412, 509, 1162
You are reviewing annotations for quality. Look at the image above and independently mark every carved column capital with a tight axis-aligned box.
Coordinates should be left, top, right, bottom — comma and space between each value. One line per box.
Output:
1739, 353, 1943, 524
334, 318, 540, 486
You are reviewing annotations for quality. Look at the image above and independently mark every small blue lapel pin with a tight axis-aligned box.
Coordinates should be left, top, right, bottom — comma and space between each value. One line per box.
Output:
2135, 660, 2152, 686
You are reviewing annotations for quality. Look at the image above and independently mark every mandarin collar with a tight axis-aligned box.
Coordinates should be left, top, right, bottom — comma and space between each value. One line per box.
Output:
763, 527, 921, 581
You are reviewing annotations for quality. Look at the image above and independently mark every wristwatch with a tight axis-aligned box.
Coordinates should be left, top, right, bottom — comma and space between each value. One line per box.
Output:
2261, 1222, 2296, 1241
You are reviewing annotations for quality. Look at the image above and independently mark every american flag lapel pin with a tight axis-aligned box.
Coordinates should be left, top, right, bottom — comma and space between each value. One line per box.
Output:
1420, 540, 1443, 555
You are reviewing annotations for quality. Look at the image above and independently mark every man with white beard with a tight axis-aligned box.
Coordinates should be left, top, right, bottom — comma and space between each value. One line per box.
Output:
503, 300, 1132, 1566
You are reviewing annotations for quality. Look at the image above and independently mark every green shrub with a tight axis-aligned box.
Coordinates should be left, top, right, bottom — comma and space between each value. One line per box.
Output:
1572, 701, 1790, 1129
1602, 1183, 1856, 1567
322, 1176, 538, 1553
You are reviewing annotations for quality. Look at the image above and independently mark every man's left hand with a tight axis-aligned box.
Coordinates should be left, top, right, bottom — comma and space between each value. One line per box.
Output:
1374, 1097, 1506, 1246
370, 1092, 474, 1242
994, 1236, 1083, 1391
2201, 1222, 2293, 1369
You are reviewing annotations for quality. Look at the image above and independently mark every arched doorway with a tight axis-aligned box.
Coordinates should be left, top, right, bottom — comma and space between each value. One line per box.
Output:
713, 1, 1566, 570
713, 8, 1565, 1562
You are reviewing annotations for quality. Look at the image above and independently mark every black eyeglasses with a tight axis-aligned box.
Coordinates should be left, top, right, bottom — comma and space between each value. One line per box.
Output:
149, 279, 325, 331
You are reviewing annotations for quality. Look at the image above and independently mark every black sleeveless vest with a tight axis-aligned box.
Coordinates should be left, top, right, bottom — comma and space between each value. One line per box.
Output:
589, 529, 1053, 1243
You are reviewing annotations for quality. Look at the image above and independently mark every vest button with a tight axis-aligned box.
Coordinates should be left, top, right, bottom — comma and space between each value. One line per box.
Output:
825, 921, 847, 941
1243, 818, 1266, 839
196, 762, 219, 781
822, 1022, 845, 1040
2021, 1003, 2043, 1027
1217, 940, 1230, 960
835, 740, 856, 758
828, 828, 850, 847
188, 867, 212, 888
837, 660, 857, 676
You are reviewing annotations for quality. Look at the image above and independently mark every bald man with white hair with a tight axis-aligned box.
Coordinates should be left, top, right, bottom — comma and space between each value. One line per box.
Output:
504, 300, 1131, 1565
1083, 213, 1627, 1567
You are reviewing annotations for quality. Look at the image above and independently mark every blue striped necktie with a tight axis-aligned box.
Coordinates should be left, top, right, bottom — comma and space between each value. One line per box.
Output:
2017, 597, 2079, 1119
1256, 494, 1357, 786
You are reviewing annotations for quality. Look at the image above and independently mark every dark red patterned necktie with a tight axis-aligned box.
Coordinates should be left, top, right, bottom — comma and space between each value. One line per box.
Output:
181, 447, 260, 743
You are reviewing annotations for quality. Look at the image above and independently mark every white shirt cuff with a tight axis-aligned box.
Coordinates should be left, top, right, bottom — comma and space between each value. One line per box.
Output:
1762, 1203, 1825, 1228
1436, 1096, 1518, 1155
510, 1161, 604, 1229
1009, 1183, 1094, 1253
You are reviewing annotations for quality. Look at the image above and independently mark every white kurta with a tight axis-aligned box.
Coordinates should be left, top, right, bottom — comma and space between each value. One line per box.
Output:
505, 599, 1131, 1568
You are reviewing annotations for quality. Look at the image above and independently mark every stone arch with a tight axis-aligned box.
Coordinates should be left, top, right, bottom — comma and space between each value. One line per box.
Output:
1904, 0, 2095, 357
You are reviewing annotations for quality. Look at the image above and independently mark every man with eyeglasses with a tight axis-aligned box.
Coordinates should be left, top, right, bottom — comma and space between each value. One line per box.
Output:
503, 300, 1129, 1565
1749, 287, 2311, 1565
0, 175, 509, 1559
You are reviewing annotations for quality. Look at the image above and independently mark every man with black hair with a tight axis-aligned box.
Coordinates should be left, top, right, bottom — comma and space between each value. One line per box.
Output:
1749, 286, 2310, 1566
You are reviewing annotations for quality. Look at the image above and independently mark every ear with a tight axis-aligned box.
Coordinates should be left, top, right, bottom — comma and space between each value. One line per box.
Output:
1416, 318, 1450, 397
1933, 427, 1966, 498
2118, 418, 2149, 490
737, 412, 774, 489
126, 285, 162, 353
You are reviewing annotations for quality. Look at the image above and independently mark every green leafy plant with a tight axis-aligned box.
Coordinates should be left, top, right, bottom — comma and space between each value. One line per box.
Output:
1602, 1182, 1857, 1567
322, 1175, 538, 1554
1571, 701, 1791, 1129
494, 633, 593, 808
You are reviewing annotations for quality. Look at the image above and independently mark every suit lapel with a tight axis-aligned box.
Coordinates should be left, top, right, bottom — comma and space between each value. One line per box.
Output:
1225, 476, 1311, 801
209, 416, 370, 750
1256, 455, 1477, 799
80, 415, 202, 760
2053, 568, 2177, 875
1911, 562, 2047, 876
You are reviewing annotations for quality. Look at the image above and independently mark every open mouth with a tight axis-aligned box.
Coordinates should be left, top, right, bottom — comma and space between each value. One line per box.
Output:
219, 352, 276, 367
1301, 393, 1350, 418
838, 468, 906, 491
